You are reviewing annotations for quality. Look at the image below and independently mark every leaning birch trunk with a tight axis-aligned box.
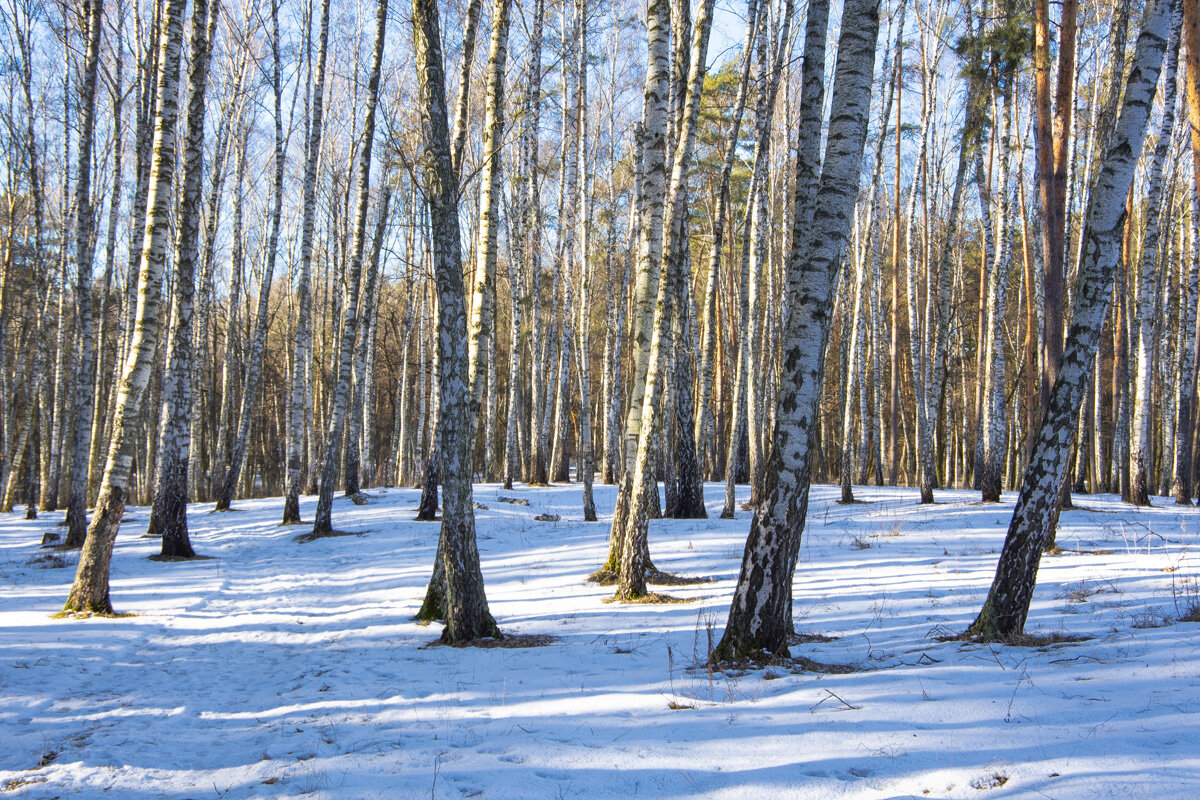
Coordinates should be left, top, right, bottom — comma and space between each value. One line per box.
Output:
721, 0, 817, 519
965, 0, 1171, 639
449, 0, 483, 177
466, 0, 513, 459
1131, 0, 1182, 506
712, 0, 876, 661
63, 0, 186, 614
63, 0, 104, 547
616, 0, 716, 599
87, 37, 126, 501
600, 0, 670, 575
283, 0, 331, 524
412, 0, 501, 643
666, 7, 752, 518
214, 8, 287, 512
310, 0, 387, 535
147, 0, 219, 557
840, 2, 906, 501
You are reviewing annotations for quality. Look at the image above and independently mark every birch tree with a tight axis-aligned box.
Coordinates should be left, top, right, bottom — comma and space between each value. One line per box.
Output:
613, 0, 716, 599
310, 0, 387, 536
62, 0, 104, 547
712, 0, 880, 661
63, 0, 186, 614
146, 0, 219, 557
412, 0, 500, 643
966, 0, 1173, 639
283, 0, 331, 525
1131, 0, 1182, 506
214, 0, 286, 512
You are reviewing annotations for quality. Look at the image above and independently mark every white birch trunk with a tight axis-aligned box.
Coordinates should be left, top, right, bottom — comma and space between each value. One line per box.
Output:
64, 0, 186, 614
713, 0, 879, 660
967, 0, 1172, 638
283, 0, 331, 524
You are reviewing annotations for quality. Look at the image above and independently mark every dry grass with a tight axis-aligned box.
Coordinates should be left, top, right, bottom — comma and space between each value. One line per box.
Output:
426, 633, 559, 650
604, 591, 700, 605
969, 773, 1009, 790
293, 529, 365, 544
587, 569, 712, 587
27, 553, 67, 569
147, 554, 215, 563
647, 569, 713, 586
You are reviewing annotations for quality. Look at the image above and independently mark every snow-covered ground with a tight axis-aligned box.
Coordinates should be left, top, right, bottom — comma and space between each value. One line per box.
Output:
1, 482, 1198, 799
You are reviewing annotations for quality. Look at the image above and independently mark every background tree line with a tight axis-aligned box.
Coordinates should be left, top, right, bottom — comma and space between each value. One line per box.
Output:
0, 0, 1192, 648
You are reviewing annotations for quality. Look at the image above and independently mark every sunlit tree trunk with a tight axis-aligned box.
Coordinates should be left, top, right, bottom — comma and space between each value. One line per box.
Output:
63, 0, 105, 547
602, 0, 670, 572
467, 0, 513, 477
63, 0, 186, 614
283, 0, 331, 524
310, 0, 387, 535
696, 1, 756, 486
214, 0, 287, 511
1131, 0, 1182, 505
615, 0, 716, 597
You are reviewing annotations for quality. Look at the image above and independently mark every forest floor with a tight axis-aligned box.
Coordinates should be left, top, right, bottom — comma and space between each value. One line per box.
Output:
1, 481, 1198, 799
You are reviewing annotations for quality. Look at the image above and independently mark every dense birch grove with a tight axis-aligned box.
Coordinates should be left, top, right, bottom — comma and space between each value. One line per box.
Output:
3, 0, 1199, 648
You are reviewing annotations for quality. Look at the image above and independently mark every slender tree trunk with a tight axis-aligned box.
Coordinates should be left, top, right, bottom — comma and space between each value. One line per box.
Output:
601, 0, 670, 573
1132, 0, 1182, 505
466, 0, 513, 470
211, 129, 247, 500
575, 0, 596, 521
613, 0, 716, 598
284, 0, 331, 524
310, 0, 388, 535
1174, 192, 1200, 502
344, 188, 389, 500
63, 0, 105, 547
982, 87, 1016, 503
214, 8, 287, 511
